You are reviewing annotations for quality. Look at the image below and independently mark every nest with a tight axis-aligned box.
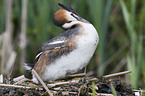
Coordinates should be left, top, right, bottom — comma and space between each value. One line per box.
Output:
0, 71, 135, 96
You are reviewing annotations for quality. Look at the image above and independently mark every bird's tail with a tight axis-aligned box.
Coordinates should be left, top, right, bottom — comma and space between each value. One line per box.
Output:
24, 63, 34, 70
24, 63, 39, 83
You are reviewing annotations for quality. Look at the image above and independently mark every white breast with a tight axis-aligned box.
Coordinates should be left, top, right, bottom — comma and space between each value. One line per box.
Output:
40, 23, 99, 81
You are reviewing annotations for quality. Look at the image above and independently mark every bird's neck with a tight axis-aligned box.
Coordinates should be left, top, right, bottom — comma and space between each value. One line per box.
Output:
62, 21, 84, 29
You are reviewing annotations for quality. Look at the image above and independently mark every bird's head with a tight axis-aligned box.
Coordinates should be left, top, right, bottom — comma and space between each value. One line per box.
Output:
53, 3, 88, 29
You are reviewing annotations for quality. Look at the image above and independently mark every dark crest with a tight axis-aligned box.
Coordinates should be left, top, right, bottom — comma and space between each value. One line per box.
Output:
58, 3, 79, 16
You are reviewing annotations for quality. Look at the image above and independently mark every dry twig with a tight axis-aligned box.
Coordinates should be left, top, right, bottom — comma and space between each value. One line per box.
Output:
32, 69, 53, 96
89, 93, 114, 96
0, 84, 33, 89
14, 78, 32, 85
103, 70, 131, 78
47, 79, 80, 87
66, 73, 86, 78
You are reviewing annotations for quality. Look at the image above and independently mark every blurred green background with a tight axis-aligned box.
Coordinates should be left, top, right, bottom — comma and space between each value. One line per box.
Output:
0, 0, 145, 89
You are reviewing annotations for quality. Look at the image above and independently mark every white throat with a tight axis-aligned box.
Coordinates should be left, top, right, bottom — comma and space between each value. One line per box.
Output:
62, 21, 81, 29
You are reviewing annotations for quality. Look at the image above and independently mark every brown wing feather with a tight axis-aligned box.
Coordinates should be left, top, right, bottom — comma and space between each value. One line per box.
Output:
33, 40, 76, 76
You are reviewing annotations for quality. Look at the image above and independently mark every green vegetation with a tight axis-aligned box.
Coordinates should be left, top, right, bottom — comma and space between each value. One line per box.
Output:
111, 85, 117, 96
0, 0, 145, 89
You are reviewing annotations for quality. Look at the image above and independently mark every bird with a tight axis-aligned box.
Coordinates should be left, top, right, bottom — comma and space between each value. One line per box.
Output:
25, 3, 99, 83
